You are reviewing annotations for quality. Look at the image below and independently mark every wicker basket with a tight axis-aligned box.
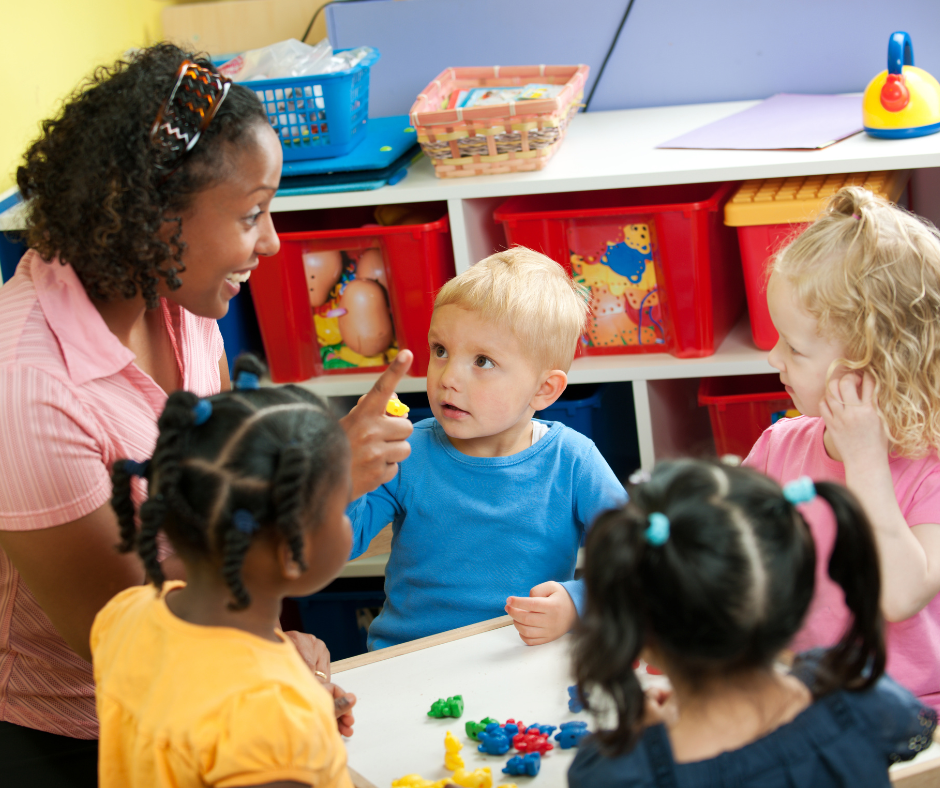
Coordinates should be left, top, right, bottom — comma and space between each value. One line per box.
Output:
409, 65, 589, 178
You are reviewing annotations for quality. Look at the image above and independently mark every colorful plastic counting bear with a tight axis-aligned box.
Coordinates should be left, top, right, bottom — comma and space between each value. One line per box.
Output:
450, 766, 493, 788
386, 397, 410, 417
428, 695, 465, 718
524, 723, 557, 737
444, 730, 465, 771
554, 720, 589, 749
567, 685, 588, 713
512, 730, 553, 755
390, 775, 451, 787
465, 716, 499, 740
477, 725, 511, 756
503, 752, 542, 777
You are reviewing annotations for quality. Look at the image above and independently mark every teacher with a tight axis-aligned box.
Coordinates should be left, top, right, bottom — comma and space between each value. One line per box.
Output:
0, 43, 412, 785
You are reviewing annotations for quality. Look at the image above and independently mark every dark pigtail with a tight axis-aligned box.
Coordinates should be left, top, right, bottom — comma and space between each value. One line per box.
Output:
574, 506, 649, 753
221, 519, 255, 611
813, 480, 886, 693
111, 459, 140, 554
138, 390, 202, 587
273, 445, 312, 571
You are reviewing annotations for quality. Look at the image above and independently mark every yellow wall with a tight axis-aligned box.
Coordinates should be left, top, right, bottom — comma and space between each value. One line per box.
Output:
0, 1, 166, 192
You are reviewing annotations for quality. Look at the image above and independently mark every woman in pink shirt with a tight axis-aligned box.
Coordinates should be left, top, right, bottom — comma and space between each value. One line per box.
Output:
0, 44, 412, 786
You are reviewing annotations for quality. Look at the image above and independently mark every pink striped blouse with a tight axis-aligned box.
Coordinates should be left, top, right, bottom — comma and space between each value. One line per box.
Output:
0, 250, 224, 739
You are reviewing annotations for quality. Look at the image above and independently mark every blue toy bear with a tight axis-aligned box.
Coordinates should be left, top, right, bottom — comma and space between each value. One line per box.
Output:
503, 752, 541, 777
554, 720, 589, 749
567, 684, 589, 713
477, 726, 511, 756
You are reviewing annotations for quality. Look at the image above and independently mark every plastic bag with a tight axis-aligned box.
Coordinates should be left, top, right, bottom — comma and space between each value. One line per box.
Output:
218, 39, 374, 82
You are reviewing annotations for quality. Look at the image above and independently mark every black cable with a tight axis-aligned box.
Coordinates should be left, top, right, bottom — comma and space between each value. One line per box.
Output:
583, 0, 637, 112
302, 0, 376, 44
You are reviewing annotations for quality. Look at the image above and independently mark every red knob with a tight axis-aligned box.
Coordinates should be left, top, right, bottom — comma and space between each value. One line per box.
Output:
881, 73, 910, 112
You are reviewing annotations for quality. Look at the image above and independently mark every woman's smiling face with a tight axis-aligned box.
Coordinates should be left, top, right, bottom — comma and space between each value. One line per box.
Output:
167, 122, 282, 319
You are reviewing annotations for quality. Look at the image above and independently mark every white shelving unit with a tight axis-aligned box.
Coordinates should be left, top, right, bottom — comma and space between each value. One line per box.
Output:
4, 99, 938, 468
272, 98, 940, 469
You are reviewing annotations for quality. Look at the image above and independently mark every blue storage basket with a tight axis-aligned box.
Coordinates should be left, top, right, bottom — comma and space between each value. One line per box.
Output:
243, 48, 380, 161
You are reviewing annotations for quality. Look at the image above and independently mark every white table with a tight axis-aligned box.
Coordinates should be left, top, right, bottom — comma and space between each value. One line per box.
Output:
331, 618, 940, 788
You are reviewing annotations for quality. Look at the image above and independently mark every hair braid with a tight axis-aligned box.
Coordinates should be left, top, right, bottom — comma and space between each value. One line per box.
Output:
137, 496, 167, 586
221, 523, 254, 611
273, 445, 311, 569
111, 459, 140, 554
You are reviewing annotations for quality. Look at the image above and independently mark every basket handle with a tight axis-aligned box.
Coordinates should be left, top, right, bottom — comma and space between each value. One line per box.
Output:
887, 31, 914, 75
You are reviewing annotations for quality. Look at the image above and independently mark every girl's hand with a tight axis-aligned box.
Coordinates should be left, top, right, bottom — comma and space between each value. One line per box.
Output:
819, 371, 888, 466
283, 630, 331, 681
505, 582, 578, 645
328, 683, 357, 737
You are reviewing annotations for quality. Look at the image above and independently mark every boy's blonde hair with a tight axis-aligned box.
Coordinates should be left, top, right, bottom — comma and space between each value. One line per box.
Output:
772, 186, 940, 457
434, 247, 589, 372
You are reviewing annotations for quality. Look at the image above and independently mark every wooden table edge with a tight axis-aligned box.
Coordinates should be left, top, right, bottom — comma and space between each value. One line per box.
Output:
890, 728, 940, 786
331, 616, 515, 675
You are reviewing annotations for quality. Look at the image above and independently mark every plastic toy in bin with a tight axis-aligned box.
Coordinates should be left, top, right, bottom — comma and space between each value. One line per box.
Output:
303, 246, 398, 371
863, 32, 940, 139
250, 206, 455, 383
495, 182, 744, 359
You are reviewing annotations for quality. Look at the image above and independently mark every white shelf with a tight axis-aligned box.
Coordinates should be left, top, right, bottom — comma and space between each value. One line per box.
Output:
281, 318, 773, 398
269, 100, 940, 213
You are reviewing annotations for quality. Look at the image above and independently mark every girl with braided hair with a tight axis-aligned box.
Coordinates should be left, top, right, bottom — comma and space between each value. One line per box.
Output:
95, 356, 357, 788
568, 460, 936, 788
0, 42, 411, 783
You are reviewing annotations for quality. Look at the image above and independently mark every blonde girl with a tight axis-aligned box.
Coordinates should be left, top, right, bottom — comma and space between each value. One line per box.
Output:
745, 185, 940, 711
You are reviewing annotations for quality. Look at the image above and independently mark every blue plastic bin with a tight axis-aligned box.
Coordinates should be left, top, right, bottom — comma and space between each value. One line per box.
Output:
243, 49, 380, 161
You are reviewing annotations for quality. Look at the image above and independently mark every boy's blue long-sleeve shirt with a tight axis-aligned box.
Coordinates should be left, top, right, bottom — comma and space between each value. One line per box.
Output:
347, 418, 627, 650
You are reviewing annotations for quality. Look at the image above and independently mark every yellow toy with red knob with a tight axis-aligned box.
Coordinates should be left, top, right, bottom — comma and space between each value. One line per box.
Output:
863, 31, 940, 139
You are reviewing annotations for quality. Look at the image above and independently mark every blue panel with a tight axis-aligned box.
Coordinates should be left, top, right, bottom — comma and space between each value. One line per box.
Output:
588, 0, 940, 111
327, 0, 629, 118
329, 0, 940, 116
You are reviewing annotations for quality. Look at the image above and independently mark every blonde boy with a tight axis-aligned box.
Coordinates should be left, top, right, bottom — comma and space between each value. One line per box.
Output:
347, 248, 627, 649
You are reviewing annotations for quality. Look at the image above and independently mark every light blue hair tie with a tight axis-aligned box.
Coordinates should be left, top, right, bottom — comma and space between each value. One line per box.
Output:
192, 399, 213, 425
232, 508, 260, 535
783, 476, 816, 505
645, 512, 670, 546
234, 371, 260, 390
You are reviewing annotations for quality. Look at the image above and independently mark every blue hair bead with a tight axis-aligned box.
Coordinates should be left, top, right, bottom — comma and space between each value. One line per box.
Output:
234, 371, 260, 390
192, 399, 213, 425
232, 508, 260, 536
645, 512, 670, 546
124, 459, 150, 478
783, 476, 816, 505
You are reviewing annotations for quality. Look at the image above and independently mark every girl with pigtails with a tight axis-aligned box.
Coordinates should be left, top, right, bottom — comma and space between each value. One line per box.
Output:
568, 460, 936, 788
93, 356, 357, 788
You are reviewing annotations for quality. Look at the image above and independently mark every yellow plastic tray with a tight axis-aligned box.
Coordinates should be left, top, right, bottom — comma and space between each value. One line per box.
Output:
724, 170, 911, 227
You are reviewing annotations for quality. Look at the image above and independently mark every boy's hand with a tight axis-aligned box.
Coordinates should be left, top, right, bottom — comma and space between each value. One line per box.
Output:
339, 350, 414, 500
505, 581, 578, 645
327, 683, 357, 737
820, 371, 888, 467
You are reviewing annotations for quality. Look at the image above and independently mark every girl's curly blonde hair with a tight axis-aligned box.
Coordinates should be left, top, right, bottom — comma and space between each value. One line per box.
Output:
772, 185, 940, 458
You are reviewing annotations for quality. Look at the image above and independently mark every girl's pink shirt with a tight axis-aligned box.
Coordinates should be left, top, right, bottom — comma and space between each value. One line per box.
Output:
0, 250, 224, 738
744, 415, 940, 712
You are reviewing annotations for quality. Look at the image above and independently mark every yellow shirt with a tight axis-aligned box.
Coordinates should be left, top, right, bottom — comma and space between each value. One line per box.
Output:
91, 582, 354, 788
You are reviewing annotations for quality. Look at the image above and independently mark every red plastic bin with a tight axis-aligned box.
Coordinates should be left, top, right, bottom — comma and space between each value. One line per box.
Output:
250, 206, 455, 383
736, 223, 807, 350
493, 182, 744, 358
697, 374, 795, 458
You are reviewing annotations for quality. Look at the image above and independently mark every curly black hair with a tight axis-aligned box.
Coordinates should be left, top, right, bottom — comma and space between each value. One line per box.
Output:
16, 43, 269, 309
111, 355, 349, 610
